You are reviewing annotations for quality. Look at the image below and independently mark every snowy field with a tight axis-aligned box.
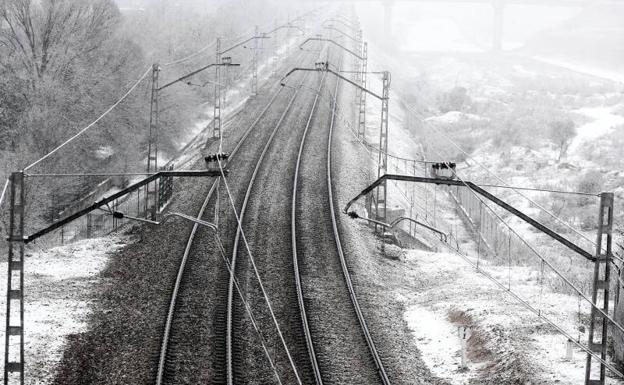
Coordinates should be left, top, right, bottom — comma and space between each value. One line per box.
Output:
349, 23, 624, 380
0, 236, 133, 384
402, 245, 623, 384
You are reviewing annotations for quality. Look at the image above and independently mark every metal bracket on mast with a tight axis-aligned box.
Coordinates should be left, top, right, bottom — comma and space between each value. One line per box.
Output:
280, 63, 388, 233
252, 25, 259, 96
585, 192, 614, 385
357, 42, 368, 139
4, 172, 25, 385
374, 71, 390, 233
214, 38, 222, 140
354, 29, 363, 102
146, 63, 160, 220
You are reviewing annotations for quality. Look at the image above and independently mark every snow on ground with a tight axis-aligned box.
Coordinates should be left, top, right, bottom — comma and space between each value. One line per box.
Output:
354, 34, 624, 384
533, 56, 624, 85
404, 305, 480, 384
402, 242, 623, 384
0, 235, 133, 384
424, 111, 486, 124
569, 106, 624, 155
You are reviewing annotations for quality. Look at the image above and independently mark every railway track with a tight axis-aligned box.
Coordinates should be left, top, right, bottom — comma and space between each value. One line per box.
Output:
226, 43, 391, 385
292, 49, 391, 384
155, 16, 391, 385
154, 44, 319, 385
225, 49, 328, 385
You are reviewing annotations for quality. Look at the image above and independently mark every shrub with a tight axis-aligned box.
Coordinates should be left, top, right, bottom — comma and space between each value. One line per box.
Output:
577, 170, 604, 206
439, 86, 471, 113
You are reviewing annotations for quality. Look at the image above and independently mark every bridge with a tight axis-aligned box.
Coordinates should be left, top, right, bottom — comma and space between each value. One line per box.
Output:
310, 0, 624, 50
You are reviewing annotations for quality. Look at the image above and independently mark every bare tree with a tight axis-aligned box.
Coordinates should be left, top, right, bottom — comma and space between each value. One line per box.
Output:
548, 118, 576, 161
0, 0, 120, 88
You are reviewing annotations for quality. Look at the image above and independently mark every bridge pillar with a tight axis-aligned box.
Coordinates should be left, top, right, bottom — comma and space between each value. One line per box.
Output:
492, 0, 504, 51
383, 0, 394, 39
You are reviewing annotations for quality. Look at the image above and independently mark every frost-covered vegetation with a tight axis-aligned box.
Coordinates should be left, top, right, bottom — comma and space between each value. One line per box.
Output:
0, 0, 297, 228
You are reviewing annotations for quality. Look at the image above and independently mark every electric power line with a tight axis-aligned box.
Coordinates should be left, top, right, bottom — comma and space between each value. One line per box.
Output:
23, 66, 152, 172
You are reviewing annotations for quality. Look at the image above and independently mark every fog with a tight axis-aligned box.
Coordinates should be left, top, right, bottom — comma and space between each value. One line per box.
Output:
354, 1, 624, 81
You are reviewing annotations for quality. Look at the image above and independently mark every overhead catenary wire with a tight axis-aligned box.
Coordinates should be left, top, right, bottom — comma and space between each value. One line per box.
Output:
217, 157, 303, 385
424, 144, 624, 337
401, 97, 606, 244
161, 18, 279, 68
25, 13, 313, 173
333, 51, 624, 355
23, 66, 152, 172
406, 100, 624, 267
214, 234, 284, 385
349, 107, 624, 377
444, 236, 624, 379
162, 40, 219, 67
365, 54, 604, 250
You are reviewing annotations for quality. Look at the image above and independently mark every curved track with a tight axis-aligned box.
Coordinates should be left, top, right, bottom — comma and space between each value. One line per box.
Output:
292, 51, 391, 384
226, 53, 324, 385
324, 54, 391, 385
156, 22, 391, 385
154, 46, 316, 385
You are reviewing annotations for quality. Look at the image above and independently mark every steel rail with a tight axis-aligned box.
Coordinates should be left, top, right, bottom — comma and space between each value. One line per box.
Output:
225, 61, 320, 385
154, 47, 314, 385
291, 68, 328, 385
326, 53, 392, 385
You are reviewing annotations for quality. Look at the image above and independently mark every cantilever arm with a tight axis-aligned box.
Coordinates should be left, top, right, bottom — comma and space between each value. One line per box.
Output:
158, 62, 240, 91
323, 26, 360, 44
24, 170, 225, 243
343, 174, 595, 261
220, 35, 270, 56
279, 65, 385, 100
300, 37, 363, 61
322, 18, 358, 32
112, 211, 218, 231
264, 23, 305, 36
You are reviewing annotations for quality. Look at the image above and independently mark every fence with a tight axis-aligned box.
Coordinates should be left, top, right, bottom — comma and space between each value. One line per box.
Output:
24, 165, 177, 250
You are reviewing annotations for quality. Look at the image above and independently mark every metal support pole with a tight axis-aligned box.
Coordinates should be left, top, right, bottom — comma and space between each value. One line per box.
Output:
272, 20, 279, 76
374, 71, 390, 232
585, 192, 614, 385
214, 38, 222, 140
357, 42, 368, 139
4, 171, 25, 385
146, 63, 160, 221
223, 61, 229, 112
251, 25, 259, 96
410, 160, 416, 236
86, 213, 92, 238
354, 30, 363, 104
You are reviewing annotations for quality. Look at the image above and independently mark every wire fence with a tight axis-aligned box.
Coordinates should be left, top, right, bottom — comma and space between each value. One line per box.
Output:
22, 169, 178, 251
